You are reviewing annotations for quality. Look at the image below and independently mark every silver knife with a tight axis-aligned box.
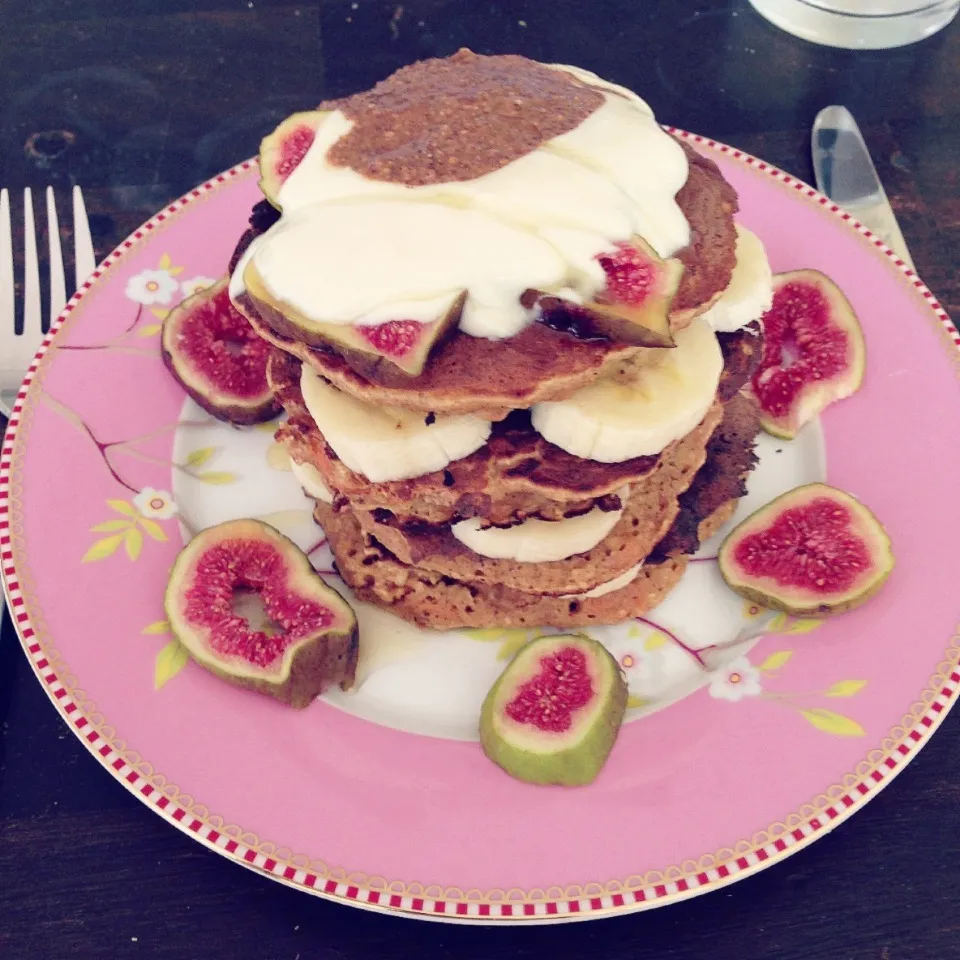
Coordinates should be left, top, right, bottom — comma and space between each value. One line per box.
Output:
811, 105, 915, 271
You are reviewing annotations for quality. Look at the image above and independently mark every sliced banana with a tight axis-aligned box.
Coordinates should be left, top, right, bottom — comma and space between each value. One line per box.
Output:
560, 561, 644, 599
531, 317, 723, 462
700, 224, 773, 333
300, 366, 491, 483
451, 489, 628, 563
289, 456, 334, 504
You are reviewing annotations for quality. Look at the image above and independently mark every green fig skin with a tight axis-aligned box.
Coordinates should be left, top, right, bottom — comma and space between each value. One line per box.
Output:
479, 634, 627, 787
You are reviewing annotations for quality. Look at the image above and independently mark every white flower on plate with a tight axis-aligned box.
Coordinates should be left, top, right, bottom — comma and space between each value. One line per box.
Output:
125, 269, 179, 305
132, 488, 178, 520
180, 275, 218, 299
597, 626, 679, 702
709, 656, 762, 702
616, 644, 655, 686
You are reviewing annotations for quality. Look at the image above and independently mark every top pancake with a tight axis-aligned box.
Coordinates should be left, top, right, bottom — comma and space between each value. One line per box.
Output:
233, 142, 739, 421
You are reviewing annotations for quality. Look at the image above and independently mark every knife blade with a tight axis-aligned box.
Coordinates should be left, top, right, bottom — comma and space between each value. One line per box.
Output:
811, 105, 915, 271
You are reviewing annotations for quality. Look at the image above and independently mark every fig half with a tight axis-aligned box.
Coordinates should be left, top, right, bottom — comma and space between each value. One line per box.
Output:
718, 483, 894, 617
258, 110, 330, 208
161, 277, 280, 424
479, 633, 627, 786
164, 518, 359, 708
240, 258, 463, 379
533, 237, 681, 348
749, 269, 865, 440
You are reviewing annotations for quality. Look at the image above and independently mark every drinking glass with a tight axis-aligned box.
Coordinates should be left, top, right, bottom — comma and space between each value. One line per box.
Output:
747, 0, 959, 48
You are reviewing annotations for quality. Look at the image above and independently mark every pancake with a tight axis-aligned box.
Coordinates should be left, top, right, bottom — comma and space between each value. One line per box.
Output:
672, 141, 739, 317
715, 322, 762, 402
317, 498, 690, 629
650, 392, 761, 561
312, 386, 759, 628
351, 405, 722, 595
232, 141, 739, 421
315, 494, 741, 630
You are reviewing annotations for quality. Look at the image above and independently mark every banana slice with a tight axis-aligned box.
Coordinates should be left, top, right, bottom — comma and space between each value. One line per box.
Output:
289, 456, 334, 504
531, 317, 722, 462
560, 561, 644, 599
700, 224, 773, 333
451, 488, 628, 563
300, 366, 491, 483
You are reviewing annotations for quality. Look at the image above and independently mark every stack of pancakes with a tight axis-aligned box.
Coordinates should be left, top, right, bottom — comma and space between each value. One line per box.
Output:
229, 54, 768, 630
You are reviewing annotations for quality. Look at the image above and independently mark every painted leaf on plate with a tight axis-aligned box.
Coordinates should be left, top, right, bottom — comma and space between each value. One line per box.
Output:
185, 447, 215, 468
197, 471, 238, 485
138, 518, 168, 542
826, 680, 868, 698
800, 708, 865, 737
90, 519, 134, 533
759, 650, 793, 672
154, 639, 190, 689
124, 527, 143, 561
82, 534, 125, 563
644, 632, 669, 652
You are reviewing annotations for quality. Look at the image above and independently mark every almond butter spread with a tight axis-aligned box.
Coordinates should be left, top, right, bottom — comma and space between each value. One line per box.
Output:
320, 49, 604, 186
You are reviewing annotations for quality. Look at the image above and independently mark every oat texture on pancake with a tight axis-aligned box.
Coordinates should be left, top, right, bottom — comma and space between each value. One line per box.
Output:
226, 50, 775, 630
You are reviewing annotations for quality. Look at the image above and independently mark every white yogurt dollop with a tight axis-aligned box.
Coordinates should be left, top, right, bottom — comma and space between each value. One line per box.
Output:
247, 66, 690, 342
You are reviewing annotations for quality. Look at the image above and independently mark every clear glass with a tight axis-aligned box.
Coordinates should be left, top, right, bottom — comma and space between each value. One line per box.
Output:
748, 0, 960, 48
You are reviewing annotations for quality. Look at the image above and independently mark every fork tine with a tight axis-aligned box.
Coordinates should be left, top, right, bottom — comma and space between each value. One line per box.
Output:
46, 187, 66, 322
22, 188, 42, 345
72, 185, 95, 289
0, 189, 12, 340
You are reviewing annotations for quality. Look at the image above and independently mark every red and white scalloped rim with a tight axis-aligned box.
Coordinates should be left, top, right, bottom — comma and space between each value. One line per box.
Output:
2, 135, 959, 922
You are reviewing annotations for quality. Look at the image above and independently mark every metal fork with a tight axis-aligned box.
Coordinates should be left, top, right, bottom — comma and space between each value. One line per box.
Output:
0, 185, 95, 417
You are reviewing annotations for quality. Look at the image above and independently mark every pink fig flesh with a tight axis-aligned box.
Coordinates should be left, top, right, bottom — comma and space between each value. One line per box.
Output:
185, 540, 332, 667
164, 518, 359, 707
718, 483, 894, 617
161, 277, 279, 424
750, 269, 865, 439
505, 646, 595, 733
598, 240, 673, 307
356, 319, 424, 359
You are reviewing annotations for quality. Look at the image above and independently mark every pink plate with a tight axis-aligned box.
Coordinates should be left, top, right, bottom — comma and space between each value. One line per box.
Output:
2, 132, 959, 922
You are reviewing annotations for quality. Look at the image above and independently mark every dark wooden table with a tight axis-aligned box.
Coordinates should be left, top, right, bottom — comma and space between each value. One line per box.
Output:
2, 2, 959, 957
